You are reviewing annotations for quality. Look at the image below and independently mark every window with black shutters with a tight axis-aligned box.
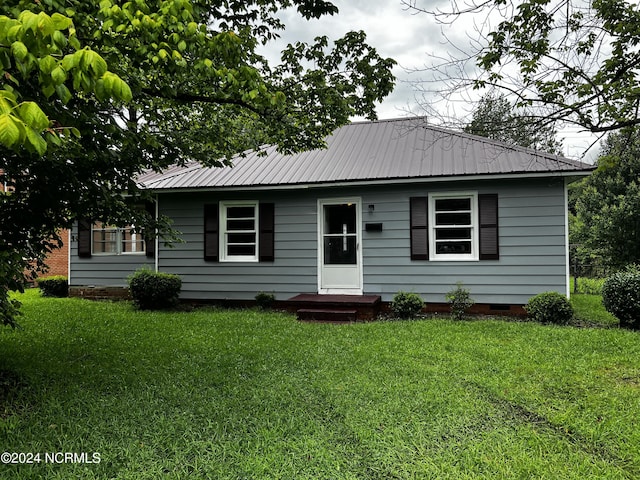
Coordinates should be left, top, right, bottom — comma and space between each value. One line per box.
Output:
410, 192, 499, 262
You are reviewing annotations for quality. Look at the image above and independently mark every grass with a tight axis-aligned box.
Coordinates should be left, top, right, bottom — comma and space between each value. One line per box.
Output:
571, 293, 619, 327
568, 276, 618, 327
1, 290, 639, 479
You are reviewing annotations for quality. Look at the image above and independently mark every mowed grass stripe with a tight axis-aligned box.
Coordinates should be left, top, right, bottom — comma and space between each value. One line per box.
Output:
0, 290, 638, 479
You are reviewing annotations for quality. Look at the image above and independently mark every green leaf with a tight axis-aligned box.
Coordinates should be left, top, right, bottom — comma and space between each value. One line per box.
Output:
55, 84, 72, 104
50, 12, 73, 30
68, 35, 81, 50
19, 10, 38, 33
94, 79, 107, 101
0, 114, 21, 147
37, 12, 55, 37
25, 127, 47, 155
51, 66, 67, 84
11, 41, 28, 61
0, 97, 13, 115
18, 102, 50, 131
46, 131, 62, 146
101, 72, 132, 102
86, 50, 108, 77
52, 30, 67, 48
61, 53, 79, 71
0, 88, 17, 105
42, 84, 55, 98
7, 24, 22, 42
38, 55, 57, 74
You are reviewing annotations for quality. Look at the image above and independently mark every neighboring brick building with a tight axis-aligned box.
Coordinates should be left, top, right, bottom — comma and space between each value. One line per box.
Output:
45, 230, 70, 277
2, 171, 69, 277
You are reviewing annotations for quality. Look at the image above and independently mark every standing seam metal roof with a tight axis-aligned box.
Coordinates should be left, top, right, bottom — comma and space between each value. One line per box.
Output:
137, 117, 594, 190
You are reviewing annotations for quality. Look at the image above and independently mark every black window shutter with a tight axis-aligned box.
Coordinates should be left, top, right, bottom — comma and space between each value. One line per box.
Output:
410, 197, 429, 260
204, 204, 219, 262
259, 203, 275, 262
77, 218, 92, 258
145, 201, 156, 259
478, 194, 499, 260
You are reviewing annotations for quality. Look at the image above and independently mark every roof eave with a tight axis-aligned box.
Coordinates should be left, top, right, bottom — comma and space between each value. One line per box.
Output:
143, 168, 594, 194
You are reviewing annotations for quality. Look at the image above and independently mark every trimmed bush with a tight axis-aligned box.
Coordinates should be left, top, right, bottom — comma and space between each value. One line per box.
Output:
602, 268, 640, 329
37, 276, 68, 297
128, 268, 182, 310
255, 292, 276, 310
525, 292, 573, 325
446, 282, 475, 320
391, 291, 424, 319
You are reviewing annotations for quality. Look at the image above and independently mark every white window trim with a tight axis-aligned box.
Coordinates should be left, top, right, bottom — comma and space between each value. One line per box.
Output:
219, 200, 259, 262
428, 192, 479, 261
91, 224, 146, 256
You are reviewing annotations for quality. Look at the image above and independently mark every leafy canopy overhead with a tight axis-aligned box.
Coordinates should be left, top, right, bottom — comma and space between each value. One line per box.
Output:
404, 0, 640, 140
0, 0, 396, 326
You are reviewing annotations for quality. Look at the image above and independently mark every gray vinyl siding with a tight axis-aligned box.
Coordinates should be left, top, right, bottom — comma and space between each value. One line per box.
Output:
158, 191, 318, 300
69, 224, 154, 287
360, 178, 567, 304
69, 177, 569, 305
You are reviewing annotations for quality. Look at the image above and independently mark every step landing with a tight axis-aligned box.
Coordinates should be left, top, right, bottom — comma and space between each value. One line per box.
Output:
285, 294, 382, 322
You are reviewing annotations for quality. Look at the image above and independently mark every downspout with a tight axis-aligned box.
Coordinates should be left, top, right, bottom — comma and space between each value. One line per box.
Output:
155, 193, 159, 273
67, 228, 72, 285
564, 177, 570, 299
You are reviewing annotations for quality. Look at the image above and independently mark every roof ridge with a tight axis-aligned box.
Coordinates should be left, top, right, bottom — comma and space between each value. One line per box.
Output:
349, 117, 589, 167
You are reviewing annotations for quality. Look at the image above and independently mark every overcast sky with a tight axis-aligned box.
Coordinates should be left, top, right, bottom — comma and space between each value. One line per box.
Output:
266, 0, 601, 161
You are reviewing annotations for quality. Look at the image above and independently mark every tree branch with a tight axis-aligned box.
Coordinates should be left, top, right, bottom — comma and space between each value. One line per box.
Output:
140, 88, 267, 116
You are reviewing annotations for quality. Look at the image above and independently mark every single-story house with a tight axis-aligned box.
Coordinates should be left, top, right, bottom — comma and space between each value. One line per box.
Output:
69, 117, 593, 315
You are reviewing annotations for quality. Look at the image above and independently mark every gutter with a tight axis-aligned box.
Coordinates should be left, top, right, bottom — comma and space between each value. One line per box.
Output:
141, 169, 595, 195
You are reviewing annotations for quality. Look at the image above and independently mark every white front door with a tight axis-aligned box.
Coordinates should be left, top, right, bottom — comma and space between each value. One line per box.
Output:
318, 198, 362, 294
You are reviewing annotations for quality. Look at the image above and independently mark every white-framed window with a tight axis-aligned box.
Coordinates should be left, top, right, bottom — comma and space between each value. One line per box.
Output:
220, 201, 258, 262
92, 222, 145, 255
429, 192, 479, 261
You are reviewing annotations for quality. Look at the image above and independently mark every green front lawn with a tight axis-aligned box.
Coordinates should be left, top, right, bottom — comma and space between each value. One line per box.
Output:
1, 290, 639, 479
571, 293, 619, 327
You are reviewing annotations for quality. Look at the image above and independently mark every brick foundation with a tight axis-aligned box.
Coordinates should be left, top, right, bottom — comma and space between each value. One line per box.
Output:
69, 286, 131, 300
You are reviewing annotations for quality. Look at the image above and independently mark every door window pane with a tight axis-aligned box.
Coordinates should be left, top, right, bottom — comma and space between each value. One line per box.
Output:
324, 204, 356, 234
324, 237, 357, 265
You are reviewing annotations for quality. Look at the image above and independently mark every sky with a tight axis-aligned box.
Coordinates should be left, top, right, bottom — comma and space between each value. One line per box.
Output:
265, 0, 601, 162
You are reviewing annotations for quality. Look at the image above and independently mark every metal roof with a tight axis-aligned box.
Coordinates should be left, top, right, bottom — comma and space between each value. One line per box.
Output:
137, 117, 594, 191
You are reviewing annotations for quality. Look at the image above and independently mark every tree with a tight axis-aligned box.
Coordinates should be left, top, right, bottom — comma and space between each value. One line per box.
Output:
404, 0, 640, 139
572, 128, 640, 269
463, 92, 563, 154
0, 0, 396, 326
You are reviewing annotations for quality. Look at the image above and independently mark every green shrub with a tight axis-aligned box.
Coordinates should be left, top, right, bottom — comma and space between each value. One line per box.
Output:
128, 268, 182, 310
602, 267, 640, 329
37, 276, 68, 297
446, 282, 475, 320
525, 292, 574, 325
255, 292, 276, 310
391, 291, 424, 319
